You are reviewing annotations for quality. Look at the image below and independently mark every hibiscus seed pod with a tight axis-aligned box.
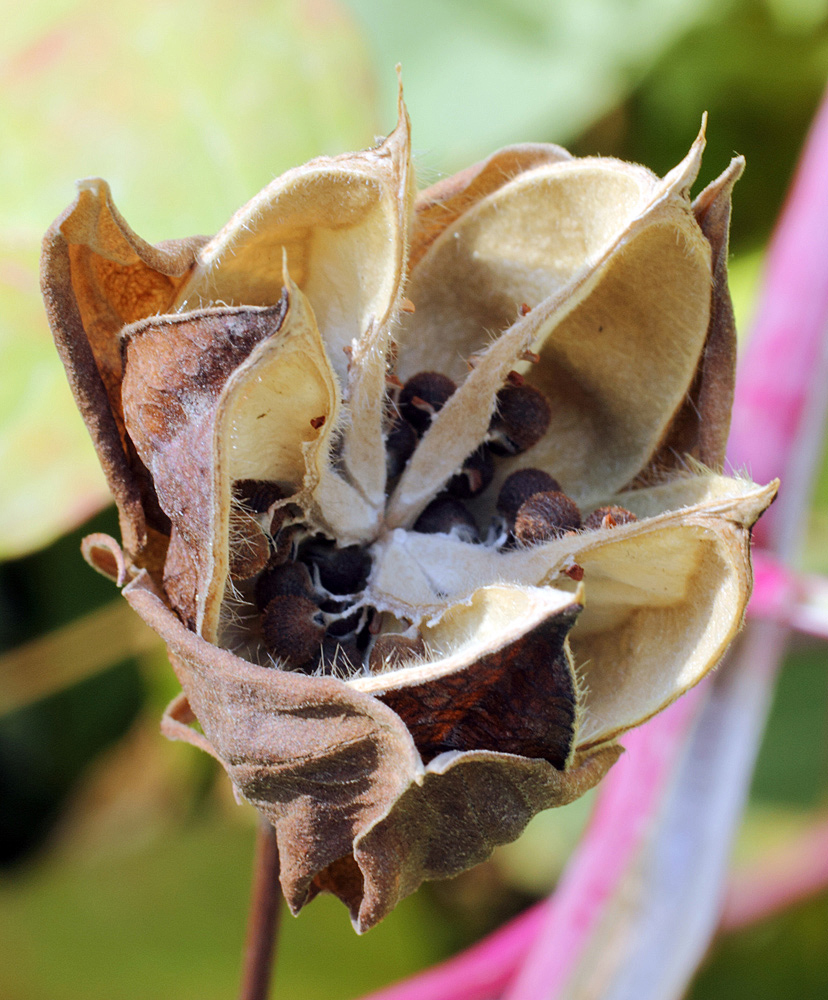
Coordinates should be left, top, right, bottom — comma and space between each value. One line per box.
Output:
369, 633, 426, 673
496, 468, 562, 524
399, 371, 457, 433
514, 491, 582, 545
582, 505, 638, 530
255, 561, 315, 610
261, 594, 326, 667
302, 540, 372, 595
233, 478, 285, 513
489, 383, 552, 455
447, 445, 495, 499
385, 414, 419, 479
413, 495, 480, 543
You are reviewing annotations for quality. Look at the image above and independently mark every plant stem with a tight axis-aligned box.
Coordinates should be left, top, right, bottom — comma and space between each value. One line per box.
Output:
239, 818, 282, 1000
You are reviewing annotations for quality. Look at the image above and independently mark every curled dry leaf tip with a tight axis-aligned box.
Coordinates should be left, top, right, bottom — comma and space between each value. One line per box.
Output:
41, 86, 776, 931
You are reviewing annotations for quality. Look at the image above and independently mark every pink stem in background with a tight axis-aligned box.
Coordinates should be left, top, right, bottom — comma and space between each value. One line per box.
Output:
502, 692, 704, 1000
729, 82, 828, 548
360, 902, 545, 1000
748, 552, 828, 639
721, 813, 828, 932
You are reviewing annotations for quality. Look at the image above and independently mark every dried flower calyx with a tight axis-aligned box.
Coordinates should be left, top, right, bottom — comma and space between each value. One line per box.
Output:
42, 85, 776, 932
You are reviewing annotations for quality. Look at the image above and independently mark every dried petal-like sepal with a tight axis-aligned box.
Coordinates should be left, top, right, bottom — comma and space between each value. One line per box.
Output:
41, 179, 208, 572
124, 569, 612, 931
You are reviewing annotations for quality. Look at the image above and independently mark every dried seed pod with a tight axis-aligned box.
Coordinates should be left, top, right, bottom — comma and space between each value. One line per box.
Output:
228, 511, 271, 580
369, 633, 426, 673
412, 495, 480, 543
489, 383, 552, 455
261, 594, 326, 667
302, 540, 372, 595
496, 468, 562, 524
514, 491, 582, 546
385, 414, 419, 479
233, 479, 285, 513
255, 561, 315, 610
399, 371, 457, 433
447, 445, 495, 499
582, 505, 638, 530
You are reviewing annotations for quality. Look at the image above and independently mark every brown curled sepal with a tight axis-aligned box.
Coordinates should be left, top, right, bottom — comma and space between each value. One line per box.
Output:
124, 571, 617, 932
41, 179, 209, 572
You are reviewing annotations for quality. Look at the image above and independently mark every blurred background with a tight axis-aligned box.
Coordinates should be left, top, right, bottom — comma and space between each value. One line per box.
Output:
2, 1, 828, 997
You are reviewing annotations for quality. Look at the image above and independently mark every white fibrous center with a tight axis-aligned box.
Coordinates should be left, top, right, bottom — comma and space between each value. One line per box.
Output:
224, 367, 635, 680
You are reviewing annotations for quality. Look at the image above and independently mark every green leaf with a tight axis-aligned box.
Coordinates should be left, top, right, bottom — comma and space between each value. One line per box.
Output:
345, 0, 720, 171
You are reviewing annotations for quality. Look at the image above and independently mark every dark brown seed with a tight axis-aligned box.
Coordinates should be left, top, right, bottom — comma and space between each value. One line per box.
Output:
314, 636, 363, 675
302, 540, 372, 595
399, 371, 456, 433
385, 414, 419, 479
255, 561, 315, 610
514, 491, 581, 546
267, 516, 302, 566
496, 468, 562, 524
447, 445, 495, 499
369, 634, 426, 673
321, 600, 364, 639
413, 495, 479, 543
228, 512, 271, 580
489, 383, 552, 455
261, 594, 326, 666
582, 505, 638, 530
233, 479, 285, 513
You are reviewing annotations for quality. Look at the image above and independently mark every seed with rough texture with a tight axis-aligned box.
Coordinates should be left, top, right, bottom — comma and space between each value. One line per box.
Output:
314, 636, 363, 676
489, 383, 552, 455
255, 561, 315, 610
582, 505, 638, 530
514, 491, 582, 546
302, 540, 372, 595
447, 445, 495, 499
369, 633, 426, 673
233, 479, 285, 513
496, 468, 562, 524
399, 371, 456, 433
261, 594, 326, 667
228, 511, 271, 580
413, 495, 480, 543
385, 414, 418, 479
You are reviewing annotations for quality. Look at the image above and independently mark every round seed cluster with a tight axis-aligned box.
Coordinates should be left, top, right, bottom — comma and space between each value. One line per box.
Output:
230, 367, 636, 678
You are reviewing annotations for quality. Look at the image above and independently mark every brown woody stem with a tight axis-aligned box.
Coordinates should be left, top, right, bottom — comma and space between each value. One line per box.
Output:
239, 818, 282, 1000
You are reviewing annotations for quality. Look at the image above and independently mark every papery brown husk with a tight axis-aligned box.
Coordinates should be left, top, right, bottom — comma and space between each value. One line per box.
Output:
41, 179, 209, 577
123, 570, 619, 931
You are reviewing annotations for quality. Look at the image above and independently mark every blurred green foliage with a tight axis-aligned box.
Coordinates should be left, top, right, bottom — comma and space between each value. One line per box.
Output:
2, 0, 828, 996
